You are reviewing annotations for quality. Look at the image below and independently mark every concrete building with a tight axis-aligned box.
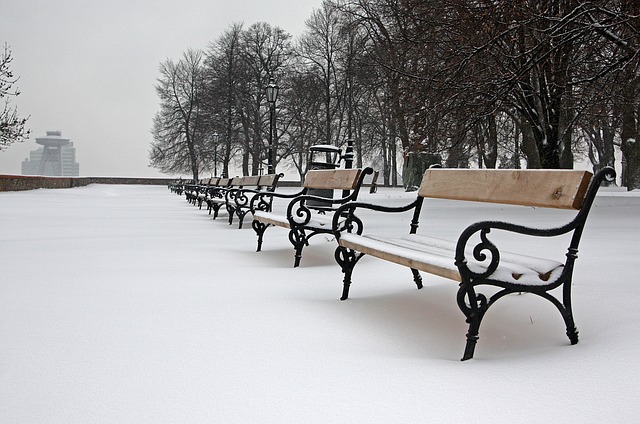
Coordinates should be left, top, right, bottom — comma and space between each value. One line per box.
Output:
21, 131, 79, 176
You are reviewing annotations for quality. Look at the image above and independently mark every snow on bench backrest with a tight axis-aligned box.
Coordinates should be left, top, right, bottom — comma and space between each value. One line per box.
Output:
418, 169, 593, 210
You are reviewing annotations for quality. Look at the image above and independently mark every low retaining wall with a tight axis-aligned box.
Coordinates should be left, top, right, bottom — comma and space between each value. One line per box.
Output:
0, 175, 175, 192
0, 175, 308, 192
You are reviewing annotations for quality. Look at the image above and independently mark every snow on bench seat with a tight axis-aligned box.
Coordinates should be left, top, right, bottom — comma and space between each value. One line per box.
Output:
338, 233, 564, 286
254, 210, 342, 231
250, 167, 374, 267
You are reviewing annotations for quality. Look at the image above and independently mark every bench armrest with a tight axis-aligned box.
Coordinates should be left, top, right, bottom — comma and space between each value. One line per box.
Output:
249, 188, 306, 213
331, 198, 423, 236
454, 219, 581, 282
231, 173, 285, 209
454, 166, 616, 281
282, 193, 366, 226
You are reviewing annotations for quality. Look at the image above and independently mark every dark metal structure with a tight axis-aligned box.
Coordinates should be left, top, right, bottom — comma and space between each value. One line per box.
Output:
331, 167, 616, 360
251, 167, 374, 267
266, 78, 279, 175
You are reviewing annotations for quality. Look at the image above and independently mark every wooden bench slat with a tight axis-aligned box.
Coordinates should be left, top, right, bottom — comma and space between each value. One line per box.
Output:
304, 169, 363, 190
339, 234, 462, 282
258, 174, 278, 186
339, 233, 566, 285
419, 169, 593, 210
252, 167, 373, 267
239, 175, 261, 186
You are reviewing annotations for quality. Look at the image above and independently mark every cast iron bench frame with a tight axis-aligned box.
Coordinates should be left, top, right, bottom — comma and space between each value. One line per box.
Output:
251, 167, 374, 267
227, 173, 284, 228
331, 166, 615, 360
203, 177, 234, 215
202, 174, 283, 222
184, 179, 210, 206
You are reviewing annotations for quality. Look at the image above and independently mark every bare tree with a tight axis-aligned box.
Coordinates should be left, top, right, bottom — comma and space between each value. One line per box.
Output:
298, 1, 348, 145
150, 49, 208, 180
204, 23, 246, 178
234, 22, 294, 175
1, 43, 29, 151
614, 0, 640, 189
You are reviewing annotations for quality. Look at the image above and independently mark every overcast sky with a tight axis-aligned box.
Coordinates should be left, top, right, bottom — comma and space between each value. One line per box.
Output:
0, 0, 321, 177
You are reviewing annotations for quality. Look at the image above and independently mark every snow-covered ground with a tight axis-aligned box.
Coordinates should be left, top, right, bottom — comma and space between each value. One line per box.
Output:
1, 183, 638, 423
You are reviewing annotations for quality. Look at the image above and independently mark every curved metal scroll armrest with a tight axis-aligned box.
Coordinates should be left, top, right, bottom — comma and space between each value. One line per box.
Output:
455, 166, 616, 280
232, 187, 263, 209
229, 187, 249, 208
454, 219, 580, 280
284, 194, 338, 226
249, 188, 306, 213
225, 187, 241, 203
208, 186, 228, 199
235, 172, 285, 208
331, 198, 423, 237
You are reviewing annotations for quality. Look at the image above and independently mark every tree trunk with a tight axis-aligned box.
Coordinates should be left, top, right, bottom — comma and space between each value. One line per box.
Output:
402, 152, 441, 191
391, 135, 398, 187
621, 91, 640, 190
520, 121, 542, 169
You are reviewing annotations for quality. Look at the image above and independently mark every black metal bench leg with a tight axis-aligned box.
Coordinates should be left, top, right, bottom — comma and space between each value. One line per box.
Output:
252, 220, 269, 252
457, 282, 488, 361
335, 246, 363, 300
237, 212, 246, 229
227, 207, 235, 225
566, 323, 579, 345
289, 229, 306, 268
562, 278, 579, 345
411, 268, 423, 290
462, 319, 481, 361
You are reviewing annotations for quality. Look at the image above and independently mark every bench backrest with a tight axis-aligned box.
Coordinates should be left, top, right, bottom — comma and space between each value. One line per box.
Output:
304, 169, 363, 190
218, 177, 232, 187
237, 175, 261, 187
419, 169, 593, 210
258, 173, 281, 188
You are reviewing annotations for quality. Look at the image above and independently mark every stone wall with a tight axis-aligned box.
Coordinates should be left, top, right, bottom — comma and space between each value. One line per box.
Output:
0, 175, 174, 192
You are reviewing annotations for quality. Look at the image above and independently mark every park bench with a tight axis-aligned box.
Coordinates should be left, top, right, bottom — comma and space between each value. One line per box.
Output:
184, 179, 208, 205
193, 177, 219, 209
228, 173, 284, 228
203, 177, 232, 214
204, 174, 283, 222
168, 178, 183, 194
173, 179, 193, 196
251, 167, 374, 267
331, 166, 615, 360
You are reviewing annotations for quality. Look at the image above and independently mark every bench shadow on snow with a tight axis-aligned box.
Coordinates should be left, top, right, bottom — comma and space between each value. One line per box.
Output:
229, 232, 576, 361
329, 274, 574, 361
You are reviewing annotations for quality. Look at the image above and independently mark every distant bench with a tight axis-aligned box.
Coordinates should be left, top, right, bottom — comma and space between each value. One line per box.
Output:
331, 167, 615, 360
180, 174, 282, 223
183, 179, 215, 206
209, 173, 283, 226
251, 167, 373, 267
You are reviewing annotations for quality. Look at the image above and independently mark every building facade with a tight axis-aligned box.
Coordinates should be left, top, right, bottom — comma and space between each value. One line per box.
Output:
21, 131, 80, 176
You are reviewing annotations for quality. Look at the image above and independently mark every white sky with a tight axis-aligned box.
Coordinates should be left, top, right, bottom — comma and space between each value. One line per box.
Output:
0, 0, 321, 177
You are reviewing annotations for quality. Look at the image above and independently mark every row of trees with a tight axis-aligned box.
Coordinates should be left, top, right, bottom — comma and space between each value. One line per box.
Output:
1, 43, 30, 151
150, 0, 640, 189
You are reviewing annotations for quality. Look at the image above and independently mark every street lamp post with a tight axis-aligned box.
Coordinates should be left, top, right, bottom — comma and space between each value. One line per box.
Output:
213, 132, 219, 177
265, 77, 279, 175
